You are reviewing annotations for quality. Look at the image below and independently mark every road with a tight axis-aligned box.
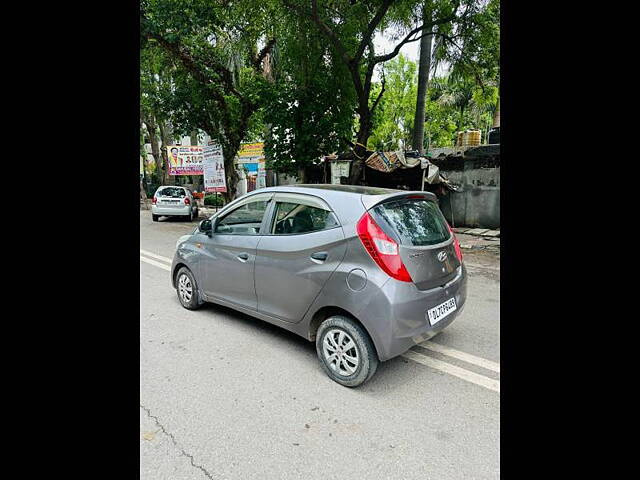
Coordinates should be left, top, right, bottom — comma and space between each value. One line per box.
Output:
140, 211, 500, 480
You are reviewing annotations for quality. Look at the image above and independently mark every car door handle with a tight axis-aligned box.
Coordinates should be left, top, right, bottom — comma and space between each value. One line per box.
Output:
237, 253, 249, 261
310, 252, 328, 261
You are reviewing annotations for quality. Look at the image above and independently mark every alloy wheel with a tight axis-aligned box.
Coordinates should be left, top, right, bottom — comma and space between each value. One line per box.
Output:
178, 274, 193, 304
322, 329, 359, 376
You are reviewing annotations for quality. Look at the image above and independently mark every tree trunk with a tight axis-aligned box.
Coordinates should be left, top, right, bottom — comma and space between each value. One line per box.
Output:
159, 121, 174, 185
297, 166, 306, 183
349, 106, 372, 184
222, 146, 239, 203
190, 130, 202, 192
143, 116, 162, 184
492, 96, 500, 127
458, 106, 465, 132
412, 4, 433, 155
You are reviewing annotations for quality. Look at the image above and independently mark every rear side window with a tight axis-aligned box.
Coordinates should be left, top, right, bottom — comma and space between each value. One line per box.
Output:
271, 202, 339, 234
158, 187, 185, 198
372, 199, 451, 246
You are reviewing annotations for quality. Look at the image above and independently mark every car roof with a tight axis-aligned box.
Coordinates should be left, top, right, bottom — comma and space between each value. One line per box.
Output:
288, 184, 401, 195
241, 185, 436, 226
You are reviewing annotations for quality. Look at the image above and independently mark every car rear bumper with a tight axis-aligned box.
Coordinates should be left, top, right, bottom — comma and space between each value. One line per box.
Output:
357, 264, 468, 361
152, 205, 193, 216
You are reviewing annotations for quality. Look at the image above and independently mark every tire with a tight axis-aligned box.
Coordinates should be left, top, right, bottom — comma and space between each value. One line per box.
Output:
175, 267, 204, 310
152, 214, 159, 222
316, 315, 379, 387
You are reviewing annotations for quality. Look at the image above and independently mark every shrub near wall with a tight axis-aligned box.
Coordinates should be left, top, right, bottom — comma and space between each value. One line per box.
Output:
204, 194, 225, 207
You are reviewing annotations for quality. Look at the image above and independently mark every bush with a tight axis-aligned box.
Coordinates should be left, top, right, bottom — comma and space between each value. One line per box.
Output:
145, 182, 160, 198
204, 194, 225, 207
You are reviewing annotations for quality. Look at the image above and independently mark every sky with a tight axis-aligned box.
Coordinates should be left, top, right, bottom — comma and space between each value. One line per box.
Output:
372, 30, 449, 81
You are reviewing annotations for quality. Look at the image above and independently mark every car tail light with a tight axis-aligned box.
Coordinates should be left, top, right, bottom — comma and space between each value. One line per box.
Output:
152, 196, 157, 204
356, 212, 412, 282
447, 224, 463, 262
184, 197, 191, 205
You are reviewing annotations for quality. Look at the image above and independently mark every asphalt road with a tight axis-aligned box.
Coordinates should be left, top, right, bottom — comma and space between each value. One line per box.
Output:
140, 210, 500, 480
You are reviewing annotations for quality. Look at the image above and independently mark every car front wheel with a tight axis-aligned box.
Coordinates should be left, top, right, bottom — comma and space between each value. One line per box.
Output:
316, 315, 379, 387
176, 267, 203, 310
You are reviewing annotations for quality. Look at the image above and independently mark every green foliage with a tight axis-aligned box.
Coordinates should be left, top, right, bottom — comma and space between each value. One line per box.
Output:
141, 0, 280, 147
369, 55, 418, 151
140, 0, 500, 179
370, 65, 499, 150
263, 11, 356, 176
204, 194, 225, 207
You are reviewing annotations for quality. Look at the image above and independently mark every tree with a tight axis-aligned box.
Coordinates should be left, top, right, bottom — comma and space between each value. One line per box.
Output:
140, 47, 168, 185
264, 11, 356, 180
140, 0, 278, 201
369, 55, 418, 151
281, 0, 478, 183
431, 0, 499, 142
412, 1, 434, 154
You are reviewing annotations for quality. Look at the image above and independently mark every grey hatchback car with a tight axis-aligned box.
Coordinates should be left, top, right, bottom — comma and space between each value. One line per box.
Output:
171, 185, 467, 387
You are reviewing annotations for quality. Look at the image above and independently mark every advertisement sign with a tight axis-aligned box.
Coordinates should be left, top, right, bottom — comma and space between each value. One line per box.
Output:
330, 160, 351, 184
167, 145, 204, 175
257, 160, 267, 189
203, 144, 227, 193
237, 142, 264, 163
236, 142, 265, 192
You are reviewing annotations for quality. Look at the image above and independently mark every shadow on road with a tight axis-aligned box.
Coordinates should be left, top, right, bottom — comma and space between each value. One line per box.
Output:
192, 300, 426, 393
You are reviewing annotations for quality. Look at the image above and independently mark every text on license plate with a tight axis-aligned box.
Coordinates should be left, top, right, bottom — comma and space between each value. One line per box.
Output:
427, 297, 457, 326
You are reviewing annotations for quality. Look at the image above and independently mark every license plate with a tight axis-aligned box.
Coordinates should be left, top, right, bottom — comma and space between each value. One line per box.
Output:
427, 298, 457, 326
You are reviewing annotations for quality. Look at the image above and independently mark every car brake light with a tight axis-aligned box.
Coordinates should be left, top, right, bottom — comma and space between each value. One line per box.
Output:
447, 223, 463, 262
184, 197, 190, 205
152, 196, 157, 204
356, 212, 412, 282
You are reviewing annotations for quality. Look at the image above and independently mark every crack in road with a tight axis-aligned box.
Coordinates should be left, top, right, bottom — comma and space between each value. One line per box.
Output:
140, 404, 215, 480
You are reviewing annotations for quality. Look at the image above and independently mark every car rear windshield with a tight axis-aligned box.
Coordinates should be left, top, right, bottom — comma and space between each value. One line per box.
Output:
372, 198, 451, 246
158, 187, 186, 198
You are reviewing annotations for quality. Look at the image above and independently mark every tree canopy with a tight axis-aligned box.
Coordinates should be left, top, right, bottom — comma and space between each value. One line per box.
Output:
139, 0, 500, 190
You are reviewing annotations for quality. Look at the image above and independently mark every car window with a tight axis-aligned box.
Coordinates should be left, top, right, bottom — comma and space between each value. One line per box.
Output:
271, 202, 339, 235
372, 198, 451, 246
215, 198, 269, 235
158, 187, 186, 198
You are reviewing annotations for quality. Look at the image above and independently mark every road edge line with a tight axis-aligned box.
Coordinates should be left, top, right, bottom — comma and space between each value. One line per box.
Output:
418, 341, 500, 373
402, 350, 500, 393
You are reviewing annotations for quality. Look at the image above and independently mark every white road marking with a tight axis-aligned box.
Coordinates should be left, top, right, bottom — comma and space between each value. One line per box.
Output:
402, 350, 500, 393
140, 256, 171, 271
139, 247, 499, 392
418, 341, 500, 373
140, 249, 172, 264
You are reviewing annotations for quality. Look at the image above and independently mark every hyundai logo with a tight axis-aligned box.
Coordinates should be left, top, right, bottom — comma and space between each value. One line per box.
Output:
437, 251, 448, 262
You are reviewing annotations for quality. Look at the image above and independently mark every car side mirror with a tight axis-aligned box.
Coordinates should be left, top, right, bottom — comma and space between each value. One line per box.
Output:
198, 219, 213, 237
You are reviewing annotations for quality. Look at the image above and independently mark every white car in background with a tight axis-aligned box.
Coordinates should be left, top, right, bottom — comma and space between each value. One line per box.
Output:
151, 186, 199, 222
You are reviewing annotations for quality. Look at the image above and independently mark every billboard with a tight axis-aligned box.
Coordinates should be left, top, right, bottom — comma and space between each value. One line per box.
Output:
236, 142, 266, 192
203, 144, 227, 193
167, 145, 204, 175
237, 142, 264, 163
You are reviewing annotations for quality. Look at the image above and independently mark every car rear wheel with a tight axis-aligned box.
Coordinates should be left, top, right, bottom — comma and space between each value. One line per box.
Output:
176, 267, 203, 310
152, 214, 159, 222
316, 315, 379, 387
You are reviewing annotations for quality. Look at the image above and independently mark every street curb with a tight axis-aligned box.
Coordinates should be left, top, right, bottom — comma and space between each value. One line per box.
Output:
454, 227, 500, 238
